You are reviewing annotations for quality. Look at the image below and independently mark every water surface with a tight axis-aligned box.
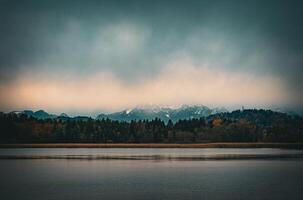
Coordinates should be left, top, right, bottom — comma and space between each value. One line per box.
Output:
1, 148, 303, 160
0, 148, 303, 200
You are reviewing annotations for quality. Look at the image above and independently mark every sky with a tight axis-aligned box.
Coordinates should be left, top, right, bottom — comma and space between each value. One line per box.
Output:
0, 0, 302, 115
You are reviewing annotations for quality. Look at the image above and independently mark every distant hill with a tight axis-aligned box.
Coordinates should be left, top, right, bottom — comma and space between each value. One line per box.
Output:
59, 113, 69, 118
206, 109, 300, 127
10, 105, 228, 122
10, 106, 300, 123
11, 110, 93, 121
13, 110, 57, 120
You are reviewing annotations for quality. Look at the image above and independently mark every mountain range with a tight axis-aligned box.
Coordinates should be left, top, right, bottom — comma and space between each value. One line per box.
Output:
96, 105, 228, 122
11, 105, 299, 123
11, 105, 229, 122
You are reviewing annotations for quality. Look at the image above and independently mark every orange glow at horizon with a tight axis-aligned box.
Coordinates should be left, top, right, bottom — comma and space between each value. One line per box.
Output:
0, 63, 297, 113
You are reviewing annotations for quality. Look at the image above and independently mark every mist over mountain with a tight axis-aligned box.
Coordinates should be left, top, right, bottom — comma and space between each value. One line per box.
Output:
10, 105, 228, 122
9, 105, 300, 122
96, 105, 229, 122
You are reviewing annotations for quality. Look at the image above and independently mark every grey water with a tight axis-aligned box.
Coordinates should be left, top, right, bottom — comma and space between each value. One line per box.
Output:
0, 148, 303, 200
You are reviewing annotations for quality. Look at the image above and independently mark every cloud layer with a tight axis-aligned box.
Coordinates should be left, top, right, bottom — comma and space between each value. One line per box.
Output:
0, 0, 302, 113
1, 60, 299, 114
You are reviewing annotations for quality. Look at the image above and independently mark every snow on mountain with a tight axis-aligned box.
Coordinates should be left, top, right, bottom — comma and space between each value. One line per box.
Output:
96, 105, 229, 122
9, 105, 229, 122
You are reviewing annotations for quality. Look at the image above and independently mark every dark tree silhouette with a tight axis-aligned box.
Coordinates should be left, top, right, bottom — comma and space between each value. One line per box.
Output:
0, 110, 302, 143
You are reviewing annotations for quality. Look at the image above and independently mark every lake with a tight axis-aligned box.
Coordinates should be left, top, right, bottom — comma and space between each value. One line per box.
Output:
0, 148, 303, 200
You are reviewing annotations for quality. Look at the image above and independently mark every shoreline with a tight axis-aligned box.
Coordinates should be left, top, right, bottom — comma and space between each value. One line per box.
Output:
1, 143, 303, 149
1, 153, 303, 160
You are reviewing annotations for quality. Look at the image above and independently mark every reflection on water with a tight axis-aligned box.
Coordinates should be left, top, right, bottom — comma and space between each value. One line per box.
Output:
0, 148, 303, 200
0, 148, 303, 160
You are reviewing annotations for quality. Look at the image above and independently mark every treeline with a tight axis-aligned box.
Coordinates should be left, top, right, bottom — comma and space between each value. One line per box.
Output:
0, 109, 302, 143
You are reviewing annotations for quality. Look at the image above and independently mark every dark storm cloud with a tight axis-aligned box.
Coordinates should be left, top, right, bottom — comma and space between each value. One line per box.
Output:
0, 0, 302, 111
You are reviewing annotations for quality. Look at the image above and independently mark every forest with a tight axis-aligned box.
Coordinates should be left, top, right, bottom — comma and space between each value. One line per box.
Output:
0, 109, 302, 143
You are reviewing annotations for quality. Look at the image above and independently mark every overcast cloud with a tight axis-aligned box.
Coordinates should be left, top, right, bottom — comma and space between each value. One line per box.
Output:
0, 0, 302, 114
